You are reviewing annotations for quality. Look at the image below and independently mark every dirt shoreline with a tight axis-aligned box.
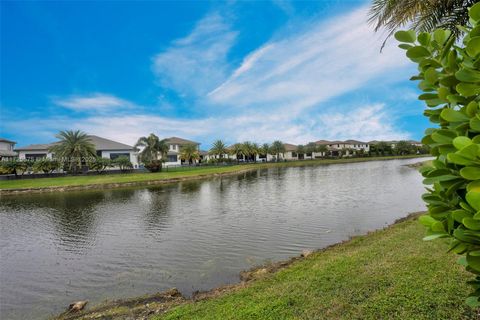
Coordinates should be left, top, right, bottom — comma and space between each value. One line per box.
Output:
1, 155, 430, 196
53, 212, 424, 320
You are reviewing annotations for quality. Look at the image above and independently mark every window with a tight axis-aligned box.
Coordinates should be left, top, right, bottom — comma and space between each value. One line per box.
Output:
109, 153, 130, 160
25, 153, 46, 160
96, 150, 102, 157
292, 152, 297, 157
167, 155, 177, 162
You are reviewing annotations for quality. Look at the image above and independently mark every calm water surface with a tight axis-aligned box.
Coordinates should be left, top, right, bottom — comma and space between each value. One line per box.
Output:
0, 158, 427, 319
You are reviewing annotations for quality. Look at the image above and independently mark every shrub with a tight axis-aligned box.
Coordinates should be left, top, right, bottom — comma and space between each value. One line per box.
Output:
87, 157, 112, 173
113, 156, 133, 173
144, 159, 163, 172
32, 159, 60, 174
396, 3, 480, 307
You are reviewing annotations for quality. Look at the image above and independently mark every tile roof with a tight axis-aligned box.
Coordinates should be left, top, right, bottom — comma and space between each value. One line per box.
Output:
0, 138, 16, 144
15, 135, 134, 151
164, 137, 200, 145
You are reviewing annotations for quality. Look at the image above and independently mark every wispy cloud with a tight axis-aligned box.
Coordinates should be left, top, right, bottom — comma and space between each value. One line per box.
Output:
208, 6, 409, 115
53, 93, 134, 111
152, 12, 238, 97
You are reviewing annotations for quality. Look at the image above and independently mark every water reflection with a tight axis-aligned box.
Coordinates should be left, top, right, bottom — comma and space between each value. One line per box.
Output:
0, 158, 428, 319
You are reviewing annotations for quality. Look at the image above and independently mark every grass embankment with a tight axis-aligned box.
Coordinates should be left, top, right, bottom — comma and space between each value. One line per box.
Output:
0, 155, 428, 192
158, 216, 475, 320
62, 215, 476, 320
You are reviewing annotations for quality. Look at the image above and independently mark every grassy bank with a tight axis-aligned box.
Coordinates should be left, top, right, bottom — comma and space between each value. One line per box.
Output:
61, 214, 475, 320
158, 216, 475, 320
0, 155, 428, 192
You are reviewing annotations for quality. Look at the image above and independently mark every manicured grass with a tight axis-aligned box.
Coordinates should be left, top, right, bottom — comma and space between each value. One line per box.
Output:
156, 217, 476, 320
0, 155, 428, 190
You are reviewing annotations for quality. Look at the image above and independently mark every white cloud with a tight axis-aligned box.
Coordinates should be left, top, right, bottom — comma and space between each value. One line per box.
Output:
53, 93, 134, 111
208, 6, 410, 115
152, 12, 238, 96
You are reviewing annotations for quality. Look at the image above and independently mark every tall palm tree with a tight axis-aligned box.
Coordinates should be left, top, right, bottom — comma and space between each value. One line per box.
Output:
209, 139, 228, 159
49, 130, 96, 173
369, 0, 477, 47
306, 142, 317, 160
260, 143, 270, 161
229, 143, 244, 163
134, 133, 169, 163
180, 144, 200, 165
270, 140, 286, 162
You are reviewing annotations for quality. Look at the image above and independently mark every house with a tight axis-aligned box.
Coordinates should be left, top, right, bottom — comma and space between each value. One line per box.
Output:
281, 143, 299, 160
0, 138, 17, 160
162, 137, 200, 166
315, 140, 370, 157
16, 135, 139, 168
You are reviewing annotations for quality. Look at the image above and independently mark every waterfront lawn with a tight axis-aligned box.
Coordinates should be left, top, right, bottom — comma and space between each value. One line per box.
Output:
0, 155, 428, 190
157, 217, 476, 320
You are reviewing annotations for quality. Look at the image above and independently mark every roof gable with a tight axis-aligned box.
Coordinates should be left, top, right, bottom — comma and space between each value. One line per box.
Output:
164, 136, 200, 145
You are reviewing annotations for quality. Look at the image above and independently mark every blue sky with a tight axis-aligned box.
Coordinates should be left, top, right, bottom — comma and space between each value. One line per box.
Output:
0, 0, 428, 149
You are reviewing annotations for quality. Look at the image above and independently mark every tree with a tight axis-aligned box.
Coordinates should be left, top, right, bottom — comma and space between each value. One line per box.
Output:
395, 3, 480, 306
316, 144, 328, 158
1, 159, 30, 177
306, 142, 317, 159
375, 141, 390, 156
270, 141, 285, 162
180, 144, 199, 165
260, 143, 270, 161
297, 145, 306, 159
113, 156, 133, 172
135, 133, 168, 162
229, 143, 244, 163
49, 130, 96, 174
394, 140, 414, 155
33, 159, 60, 174
241, 141, 259, 162
369, 0, 477, 48
87, 157, 112, 174
209, 140, 228, 159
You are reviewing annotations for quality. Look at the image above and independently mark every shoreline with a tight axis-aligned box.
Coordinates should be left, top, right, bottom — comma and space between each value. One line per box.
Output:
1, 155, 429, 195
54, 213, 424, 320
54, 211, 474, 320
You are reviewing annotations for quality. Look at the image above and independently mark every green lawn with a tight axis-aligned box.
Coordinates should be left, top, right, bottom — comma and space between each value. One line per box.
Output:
156, 217, 476, 320
0, 155, 428, 191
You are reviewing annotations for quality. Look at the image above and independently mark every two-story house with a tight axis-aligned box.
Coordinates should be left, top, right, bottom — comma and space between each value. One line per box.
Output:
163, 137, 201, 166
0, 138, 17, 160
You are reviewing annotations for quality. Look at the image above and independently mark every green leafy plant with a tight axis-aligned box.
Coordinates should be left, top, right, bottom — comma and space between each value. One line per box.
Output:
87, 156, 112, 174
32, 159, 60, 174
144, 159, 163, 172
396, 2, 480, 307
113, 156, 133, 173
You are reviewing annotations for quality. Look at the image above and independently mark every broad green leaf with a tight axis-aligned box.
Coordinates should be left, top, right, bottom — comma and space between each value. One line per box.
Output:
453, 209, 472, 223
467, 252, 480, 272
463, 217, 480, 230
467, 191, 480, 211
457, 144, 479, 159
461, 167, 480, 180
418, 93, 438, 100
455, 68, 480, 82
432, 129, 456, 143
468, 180, 480, 193
417, 32, 431, 46
448, 153, 475, 165
423, 233, 447, 241
457, 82, 480, 97
467, 36, 480, 57
458, 256, 468, 266
470, 2, 480, 22
467, 101, 478, 117
471, 116, 480, 131
437, 87, 450, 100
407, 46, 430, 60
398, 43, 413, 50
440, 108, 470, 122
419, 215, 437, 226
394, 30, 416, 43
453, 136, 472, 150
466, 296, 480, 308
434, 29, 450, 46
425, 68, 438, 84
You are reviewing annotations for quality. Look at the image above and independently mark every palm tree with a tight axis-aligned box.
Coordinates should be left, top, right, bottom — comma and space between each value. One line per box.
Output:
240, 141, 259, 162
260, 143, 270, 161
180, 144, 200, 165
316, 144, 328, 158
134, 133, 169, 163
297, 145, 306, 160
49, 130, 96, 173
270, 140, 285, 162
209, 140, 228, 159
229, 143, 244, 163
369, 0, 476, 47
306, 142, 317, 159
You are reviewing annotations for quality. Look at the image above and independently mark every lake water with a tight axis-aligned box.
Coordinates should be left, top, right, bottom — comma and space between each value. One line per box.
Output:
0, 158, 427, 319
